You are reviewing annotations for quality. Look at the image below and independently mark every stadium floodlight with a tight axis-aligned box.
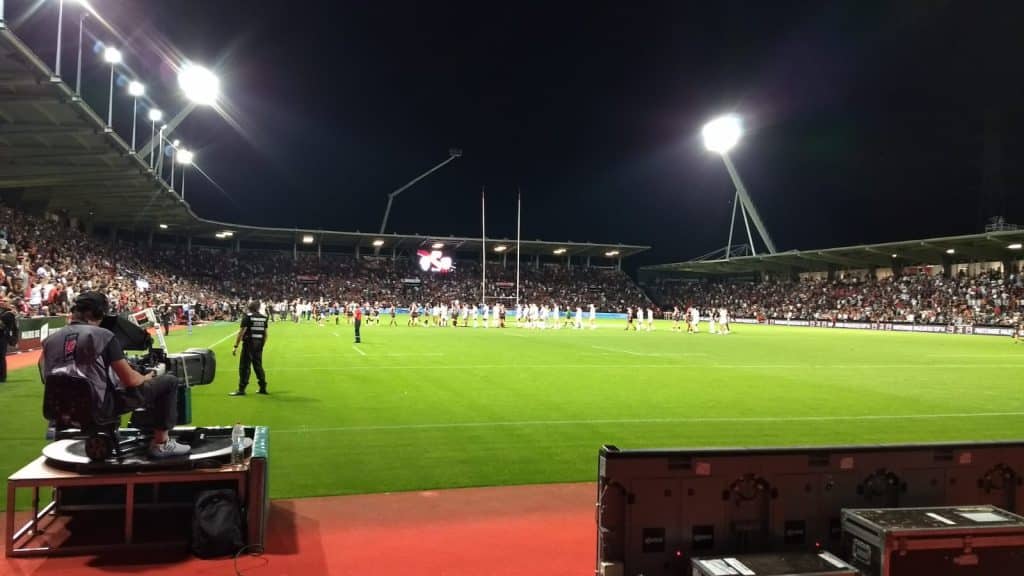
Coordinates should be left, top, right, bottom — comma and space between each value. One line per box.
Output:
215, 232, 226, 239
128, 81, 145, 150
553, 248, 567, 255
493, 245, 507, 253
1009, 243, 1022, 250
302, 234, 315, 245
159, 223, 168, 229
178, 63, 220, 105
372, 239, 385, 247
605, 250, 620, 257
702, 113, 777, 258
103, 47, 122, 127
148, 108, 163, 122
945, 248, 955, 255
176, 148, 193, 165
222, 231, 233, 237
431, 242, 444, 249
702, 114, 742, 154
891, 253, 898, 258
103, 46, 121, 64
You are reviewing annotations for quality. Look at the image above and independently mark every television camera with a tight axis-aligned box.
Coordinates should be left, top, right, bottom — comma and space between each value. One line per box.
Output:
42, 308, 226, 468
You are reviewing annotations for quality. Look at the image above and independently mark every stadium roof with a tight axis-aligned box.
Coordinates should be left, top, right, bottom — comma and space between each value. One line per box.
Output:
0, 26, 647, 259
642, 229, 1024, 275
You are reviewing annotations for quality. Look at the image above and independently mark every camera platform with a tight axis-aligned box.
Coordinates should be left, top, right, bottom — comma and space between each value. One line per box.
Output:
42, 427, 254, 473
6, 426, 269, 558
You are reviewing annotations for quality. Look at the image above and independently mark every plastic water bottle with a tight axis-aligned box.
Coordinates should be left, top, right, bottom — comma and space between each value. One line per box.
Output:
231, 422, 244, 465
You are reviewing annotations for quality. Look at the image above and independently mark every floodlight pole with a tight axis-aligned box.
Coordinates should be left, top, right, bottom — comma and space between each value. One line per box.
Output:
515, 190, 521, 307
55, 0, 64, 77
149, 119, 157, 169
720, 152, 777, 254
378, 149, 462, 235
75, 12, 88, 94
481, 188, 486, 304
130, 97, 138, 150
739, 197, 757, 256
106, 62, 115, 126
726, 190, 738, 259
170, 145, 177, 192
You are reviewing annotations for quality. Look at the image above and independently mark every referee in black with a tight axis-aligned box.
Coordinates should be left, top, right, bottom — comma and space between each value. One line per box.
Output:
230, 301, 269, 396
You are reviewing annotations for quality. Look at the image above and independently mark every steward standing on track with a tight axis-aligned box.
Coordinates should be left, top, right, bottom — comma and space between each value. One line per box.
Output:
230, 301, 268, 396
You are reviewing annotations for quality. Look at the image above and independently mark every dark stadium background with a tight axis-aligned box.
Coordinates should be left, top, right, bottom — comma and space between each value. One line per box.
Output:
10, 0, 1024, 267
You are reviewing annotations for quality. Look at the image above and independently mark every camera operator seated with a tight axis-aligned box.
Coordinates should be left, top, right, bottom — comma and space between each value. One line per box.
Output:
41, 291, 190, 459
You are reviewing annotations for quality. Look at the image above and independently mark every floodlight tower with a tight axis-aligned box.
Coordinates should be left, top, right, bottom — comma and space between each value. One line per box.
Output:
378, 148, 463, 234
138, 63, 220, 165
702, 114, 777, 257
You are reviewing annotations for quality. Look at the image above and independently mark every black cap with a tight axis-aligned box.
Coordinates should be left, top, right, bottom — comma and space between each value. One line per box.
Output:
73, 291, 109, 317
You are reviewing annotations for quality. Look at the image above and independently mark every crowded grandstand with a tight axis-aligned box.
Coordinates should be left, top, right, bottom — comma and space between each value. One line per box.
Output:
4, 200, 1022, 332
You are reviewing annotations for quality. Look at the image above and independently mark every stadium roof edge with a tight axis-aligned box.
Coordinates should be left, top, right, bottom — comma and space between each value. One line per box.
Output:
0, 27, 648, 260
642, 229, 1024, 275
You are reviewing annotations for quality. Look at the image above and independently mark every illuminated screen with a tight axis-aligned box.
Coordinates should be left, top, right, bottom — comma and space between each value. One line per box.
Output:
417, 250, 454, 272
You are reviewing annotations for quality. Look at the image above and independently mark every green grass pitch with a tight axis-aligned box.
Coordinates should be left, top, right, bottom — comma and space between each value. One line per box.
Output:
2, 317, 1023, 509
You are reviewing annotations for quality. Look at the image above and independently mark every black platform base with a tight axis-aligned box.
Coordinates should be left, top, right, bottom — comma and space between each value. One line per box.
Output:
42, 426, 254, 473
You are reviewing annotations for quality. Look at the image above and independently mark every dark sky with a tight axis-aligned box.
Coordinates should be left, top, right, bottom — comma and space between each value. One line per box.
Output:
9, 1, 1024, 266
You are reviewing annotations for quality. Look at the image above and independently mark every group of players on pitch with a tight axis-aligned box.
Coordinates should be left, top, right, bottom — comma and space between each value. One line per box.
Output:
656, 306, 732, 334
407, 301, 600, 330
266, 299, 732, 334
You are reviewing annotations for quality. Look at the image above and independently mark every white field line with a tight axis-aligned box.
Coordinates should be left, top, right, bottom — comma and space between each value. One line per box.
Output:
590, 345, 707, 357
276, 411, 1024, 434
926, 354, 1024, 358
207, 329, 239, 349
352, 346, 367, 356
292, 352, 444, 357
591, 345, 646, 356
269, 363, 1024, 371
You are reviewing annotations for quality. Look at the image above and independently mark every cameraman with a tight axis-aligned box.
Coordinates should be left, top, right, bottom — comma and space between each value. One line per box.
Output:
230, 301, 268, 396
40, 292, 190, 458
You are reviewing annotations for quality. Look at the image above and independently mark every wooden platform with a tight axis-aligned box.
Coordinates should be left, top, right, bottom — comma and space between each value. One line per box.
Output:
5, 456, 253, 557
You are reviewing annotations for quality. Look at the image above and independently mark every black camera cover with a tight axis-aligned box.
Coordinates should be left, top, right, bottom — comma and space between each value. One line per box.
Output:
99, 314, 153, 351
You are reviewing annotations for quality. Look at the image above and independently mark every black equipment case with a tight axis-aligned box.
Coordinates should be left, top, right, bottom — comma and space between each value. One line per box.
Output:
691, 552, 858, 576
840, 506, 1024, 576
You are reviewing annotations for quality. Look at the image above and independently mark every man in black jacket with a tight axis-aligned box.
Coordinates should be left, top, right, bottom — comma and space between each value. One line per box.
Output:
0, 298, 16, 383
231, 301, 268, 396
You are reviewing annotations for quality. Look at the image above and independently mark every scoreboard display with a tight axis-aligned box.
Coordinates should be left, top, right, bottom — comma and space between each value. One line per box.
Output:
417, 250, 454, 273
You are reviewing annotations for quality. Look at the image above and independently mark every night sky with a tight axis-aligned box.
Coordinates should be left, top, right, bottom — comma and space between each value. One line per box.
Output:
9, 1, 1024, 266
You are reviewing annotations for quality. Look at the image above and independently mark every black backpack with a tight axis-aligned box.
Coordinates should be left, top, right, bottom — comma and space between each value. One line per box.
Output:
191, 489, 245, 558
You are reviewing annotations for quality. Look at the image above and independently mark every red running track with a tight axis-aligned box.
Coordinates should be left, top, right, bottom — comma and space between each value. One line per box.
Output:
2, 482, 595, 576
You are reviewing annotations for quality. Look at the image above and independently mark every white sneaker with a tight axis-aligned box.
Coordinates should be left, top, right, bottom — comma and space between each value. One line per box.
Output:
149, 438, 191, 459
